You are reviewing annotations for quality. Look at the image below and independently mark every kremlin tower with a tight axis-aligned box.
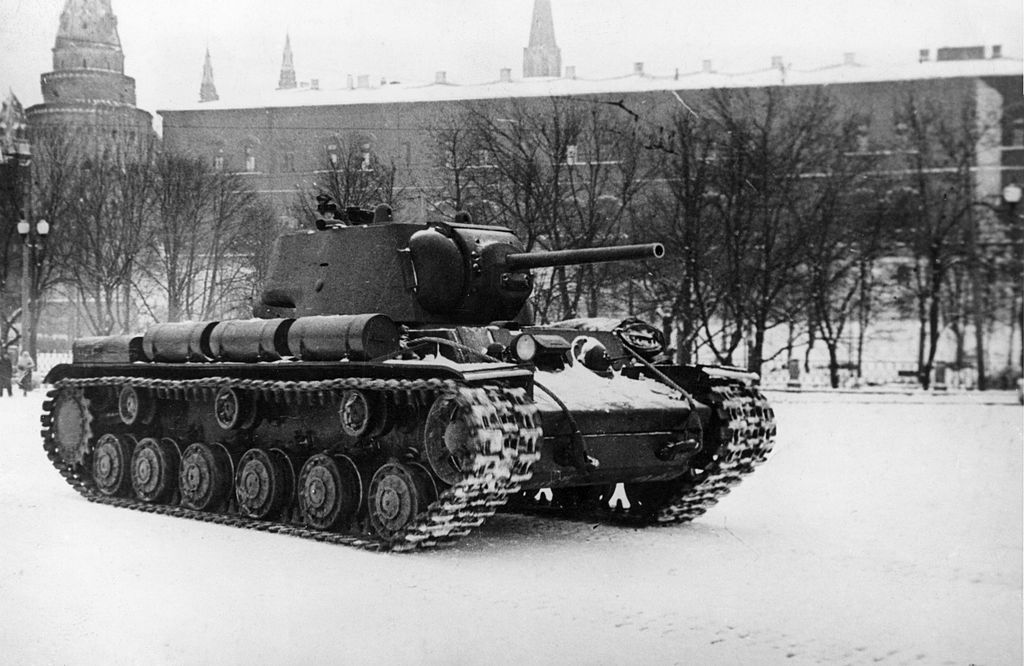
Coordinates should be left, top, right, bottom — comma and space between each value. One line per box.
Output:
27, 0, 153, 154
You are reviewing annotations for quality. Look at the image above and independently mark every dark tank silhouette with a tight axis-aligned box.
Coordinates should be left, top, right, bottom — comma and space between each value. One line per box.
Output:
41, 203, 776, 551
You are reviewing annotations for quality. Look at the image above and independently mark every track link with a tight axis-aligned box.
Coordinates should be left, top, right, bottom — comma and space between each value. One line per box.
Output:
41, 375, 541, 553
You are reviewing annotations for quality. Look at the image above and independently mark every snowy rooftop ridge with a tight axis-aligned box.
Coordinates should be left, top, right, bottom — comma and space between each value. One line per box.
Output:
162, 56, 1024, 113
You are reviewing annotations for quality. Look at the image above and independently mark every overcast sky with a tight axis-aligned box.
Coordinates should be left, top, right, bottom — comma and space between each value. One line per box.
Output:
1, 0, 1021, 118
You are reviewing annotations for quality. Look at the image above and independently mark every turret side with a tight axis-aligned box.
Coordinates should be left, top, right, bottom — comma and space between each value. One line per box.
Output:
259, 223, 424, 321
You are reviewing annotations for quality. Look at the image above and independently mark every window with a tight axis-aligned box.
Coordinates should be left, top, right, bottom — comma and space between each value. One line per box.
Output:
326, 141, 340, 167
244, 145, 256, 172
565, 144, 579, 165
213, 148, 224, 171
856, 125, 870, 152
1012, 119, 1024, 147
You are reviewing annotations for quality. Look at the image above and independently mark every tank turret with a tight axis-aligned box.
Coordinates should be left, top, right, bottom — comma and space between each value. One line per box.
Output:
259, 209, 663, 325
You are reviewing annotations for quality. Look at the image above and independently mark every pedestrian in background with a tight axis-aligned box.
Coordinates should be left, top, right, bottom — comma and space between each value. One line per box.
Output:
16, 350, 34, 396
0, 350, 12, 397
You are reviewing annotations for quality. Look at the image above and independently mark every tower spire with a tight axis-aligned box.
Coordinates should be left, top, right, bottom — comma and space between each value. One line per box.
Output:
523, 0, 561, 77
199, 48, 219, 102
278, 33, 297, 90
53, 0, 124, 74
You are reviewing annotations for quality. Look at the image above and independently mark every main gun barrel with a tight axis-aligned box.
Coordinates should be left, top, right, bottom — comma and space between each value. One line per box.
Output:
505, 242, 665, 271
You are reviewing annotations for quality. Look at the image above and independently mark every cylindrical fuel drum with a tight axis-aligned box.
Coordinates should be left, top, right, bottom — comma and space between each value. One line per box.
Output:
209, 318, 294, 362
286, 314, 399, 361
142, 321, 218, 363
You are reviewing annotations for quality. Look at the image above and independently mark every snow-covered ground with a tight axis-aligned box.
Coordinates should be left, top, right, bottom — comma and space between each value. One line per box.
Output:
0, 390, 1020, 665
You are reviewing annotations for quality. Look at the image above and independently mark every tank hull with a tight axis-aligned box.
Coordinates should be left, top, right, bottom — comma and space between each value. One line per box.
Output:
41, 338, 774, 552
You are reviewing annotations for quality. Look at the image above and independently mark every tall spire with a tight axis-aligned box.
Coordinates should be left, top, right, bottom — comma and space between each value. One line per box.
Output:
523, 0, 561, 78
199, 48, 219, 102
278, 33, 297, 90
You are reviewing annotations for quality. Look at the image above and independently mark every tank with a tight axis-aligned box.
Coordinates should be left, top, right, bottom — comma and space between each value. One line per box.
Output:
40, 204, 776, 552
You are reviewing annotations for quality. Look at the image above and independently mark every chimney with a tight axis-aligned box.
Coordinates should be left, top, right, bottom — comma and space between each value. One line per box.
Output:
500, 67, 512, 82
564, 65, 576, 79
702, 59, 714, 73
347, 74, 354, 89
843, 52, 856, 66
435, 71, 447, 84
633, 62, 644, 75
992, 44, 1002, 59
918, 49, 930, 63
771, 55, 783, 69
310, 78, 319, 90
357, 75, 370, 89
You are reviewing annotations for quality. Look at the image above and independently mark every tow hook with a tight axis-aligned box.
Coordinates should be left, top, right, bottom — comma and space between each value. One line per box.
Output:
657, 438, 701, 461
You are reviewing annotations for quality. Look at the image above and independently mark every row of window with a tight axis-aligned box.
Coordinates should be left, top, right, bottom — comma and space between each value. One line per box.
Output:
210, 118, 1024, 174
211, 138, 410, 174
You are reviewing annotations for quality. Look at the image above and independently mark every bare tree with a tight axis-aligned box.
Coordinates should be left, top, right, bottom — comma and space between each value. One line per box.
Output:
430, 97, 654, 322
137, 153, 257, 322
293, 136, 408, 223
55, 146, 155, 335
887, 91, 989, 388
683, 87, 848, 372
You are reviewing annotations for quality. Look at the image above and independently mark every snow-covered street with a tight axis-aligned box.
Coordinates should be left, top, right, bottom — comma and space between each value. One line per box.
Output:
1, 390, 1020, 665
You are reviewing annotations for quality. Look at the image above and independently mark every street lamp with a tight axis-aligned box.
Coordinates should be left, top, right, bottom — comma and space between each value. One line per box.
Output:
17, 217, 49, 362
1003, 183, 1023, 376
1003, 183, 1022, 206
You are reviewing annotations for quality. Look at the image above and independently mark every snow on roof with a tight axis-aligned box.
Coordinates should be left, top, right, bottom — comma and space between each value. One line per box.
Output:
161, 57, 1023, 114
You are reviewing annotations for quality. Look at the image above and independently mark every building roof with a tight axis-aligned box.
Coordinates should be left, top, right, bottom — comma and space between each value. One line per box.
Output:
56, 0, 121, 52
161, 55, 1024, 114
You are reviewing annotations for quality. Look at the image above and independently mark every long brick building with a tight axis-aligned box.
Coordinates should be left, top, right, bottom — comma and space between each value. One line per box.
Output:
157, 2, 1024, 222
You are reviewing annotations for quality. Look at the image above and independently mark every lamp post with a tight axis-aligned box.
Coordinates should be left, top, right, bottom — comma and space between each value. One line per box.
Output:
1003, 183, 1023, 375
17, 217, 49, 362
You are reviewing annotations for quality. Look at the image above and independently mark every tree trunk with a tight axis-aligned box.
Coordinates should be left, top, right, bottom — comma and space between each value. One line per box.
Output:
827, 341, 841, 389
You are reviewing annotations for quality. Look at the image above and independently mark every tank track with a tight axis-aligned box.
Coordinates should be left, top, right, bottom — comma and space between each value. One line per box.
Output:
41, 375, 540, 553
507, 383, 775, 526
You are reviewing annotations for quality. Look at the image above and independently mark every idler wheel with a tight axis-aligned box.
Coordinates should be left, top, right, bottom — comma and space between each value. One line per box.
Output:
424, 395, 475, 485
213, 386, 255, 430
338, 389, 373, 437
368, 463, 435, 538
179, 442, 233, 511
51, 388, 93, 466
131, 437, 180, 503
297, 454, 361, 530
92, 433, 135, 496
118, 385, 154, 426
235, 448, 292, 519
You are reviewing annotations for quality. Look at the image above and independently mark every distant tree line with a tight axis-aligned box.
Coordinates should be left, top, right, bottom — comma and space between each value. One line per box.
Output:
0, 132, 285, 356
1, 85, 1019, 390
421, 88, 1019, 389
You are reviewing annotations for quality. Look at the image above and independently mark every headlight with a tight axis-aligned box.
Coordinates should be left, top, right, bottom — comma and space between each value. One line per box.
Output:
512, 334, 537, 362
